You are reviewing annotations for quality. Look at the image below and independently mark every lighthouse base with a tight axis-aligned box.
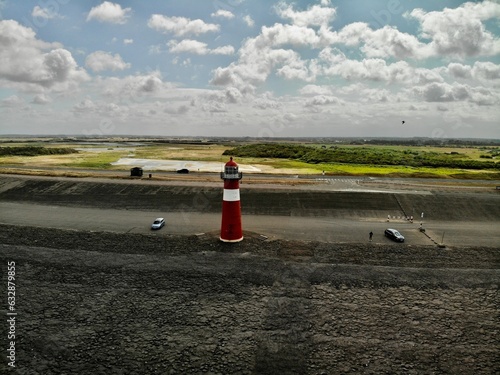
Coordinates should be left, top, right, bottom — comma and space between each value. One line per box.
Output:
219, 236, 243, 243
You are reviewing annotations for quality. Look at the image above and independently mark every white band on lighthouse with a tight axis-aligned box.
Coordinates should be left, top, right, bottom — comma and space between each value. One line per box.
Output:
223, 188, 240, 202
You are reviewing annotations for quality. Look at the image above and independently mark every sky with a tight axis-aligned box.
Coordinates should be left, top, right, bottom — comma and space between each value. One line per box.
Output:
0, 0, 499, 139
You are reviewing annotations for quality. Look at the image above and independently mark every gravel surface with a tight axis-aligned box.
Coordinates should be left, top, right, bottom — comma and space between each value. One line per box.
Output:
1, 224, 499, 375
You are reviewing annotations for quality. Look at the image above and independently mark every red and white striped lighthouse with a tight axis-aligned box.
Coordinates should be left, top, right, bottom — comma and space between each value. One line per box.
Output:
220, 157, 243, 242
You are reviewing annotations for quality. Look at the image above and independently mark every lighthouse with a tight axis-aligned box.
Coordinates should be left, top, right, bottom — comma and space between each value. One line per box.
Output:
220, 157, 243, 242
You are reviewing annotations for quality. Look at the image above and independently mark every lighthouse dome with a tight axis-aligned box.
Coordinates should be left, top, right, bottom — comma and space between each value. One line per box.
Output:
225, 157, 238, 167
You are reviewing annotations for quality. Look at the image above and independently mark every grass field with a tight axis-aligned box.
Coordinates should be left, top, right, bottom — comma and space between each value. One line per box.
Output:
0, 141, 499, 179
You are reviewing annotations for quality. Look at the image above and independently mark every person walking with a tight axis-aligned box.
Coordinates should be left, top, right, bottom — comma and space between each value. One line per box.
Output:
369, 231, 373, 242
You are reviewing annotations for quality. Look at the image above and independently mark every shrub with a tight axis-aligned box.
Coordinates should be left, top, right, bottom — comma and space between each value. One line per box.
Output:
0, 146, 78, 157
223, 144, 499, 170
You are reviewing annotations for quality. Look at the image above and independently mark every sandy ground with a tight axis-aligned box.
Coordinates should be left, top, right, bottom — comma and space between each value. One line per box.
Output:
111, 158, 266, 173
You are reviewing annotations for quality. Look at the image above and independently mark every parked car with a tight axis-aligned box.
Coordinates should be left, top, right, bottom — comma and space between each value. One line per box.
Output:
151, 218, 165, 230
385, 228, 404, 242
176, 168, 189, 174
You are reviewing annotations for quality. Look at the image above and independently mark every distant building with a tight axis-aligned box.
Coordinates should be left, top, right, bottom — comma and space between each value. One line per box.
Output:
130, 167, 143, 177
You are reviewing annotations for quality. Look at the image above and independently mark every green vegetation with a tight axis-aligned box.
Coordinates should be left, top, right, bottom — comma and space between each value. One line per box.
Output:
479, 147, 500, 159
0, 146, 78, 157
1, 140, 498, 180
132, 144, 228, 161
224, 144, 500, 170
63, 152, 125, 169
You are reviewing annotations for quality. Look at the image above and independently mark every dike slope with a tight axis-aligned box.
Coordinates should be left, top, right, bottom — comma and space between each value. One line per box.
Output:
0, 175, 499, 221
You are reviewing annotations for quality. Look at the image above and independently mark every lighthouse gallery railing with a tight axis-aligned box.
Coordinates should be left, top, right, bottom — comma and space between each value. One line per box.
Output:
220, 172, 243, 180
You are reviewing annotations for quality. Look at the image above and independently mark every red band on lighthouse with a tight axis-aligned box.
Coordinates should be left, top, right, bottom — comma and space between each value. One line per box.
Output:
220, 157, 243, 242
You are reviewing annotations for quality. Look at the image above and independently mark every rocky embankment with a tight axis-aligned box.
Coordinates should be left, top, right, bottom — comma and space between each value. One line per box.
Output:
1, 224, 498, 374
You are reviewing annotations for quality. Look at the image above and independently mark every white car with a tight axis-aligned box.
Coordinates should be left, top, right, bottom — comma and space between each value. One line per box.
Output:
151, 218, 165, 230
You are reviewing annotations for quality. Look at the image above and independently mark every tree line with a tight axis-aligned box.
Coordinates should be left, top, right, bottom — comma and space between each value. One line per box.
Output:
0, 146, 78, 157
223, 144, 500, 170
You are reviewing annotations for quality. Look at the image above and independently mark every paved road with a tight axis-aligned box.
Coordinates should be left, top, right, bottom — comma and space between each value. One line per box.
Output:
2, 201, 498, 247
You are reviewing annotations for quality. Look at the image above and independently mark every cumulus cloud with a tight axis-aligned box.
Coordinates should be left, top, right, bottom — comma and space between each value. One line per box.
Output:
168, 40, 234, 55
72, 98, 96, 113
472, 62, 500, 81
148, 14, 219, 37
317, 2, 500, 60
412, 82, 499, 106
168, 39, 206, 54
277, 61, 316, 82
32, 93, 51, 105
0, 20, 88, 90
1, 95, 25, 108
87, 2, 131, 24
446, 62, 500, 81
407, 1, 500, 57
210, 0, 500, 97
3, 1, 498, 138
305, 95, 341, 106
276, 1, 336, 27
359, 88, 392, 103
243, 15, 255, 27
283, 113, 298, 122
299, 84, 333, 96
412, 68, 444, 85
316, 49, 444, 85
164, 104, 190, 115
358, 25, 429, 59
211, 45, 305, 92
203, 87, 244, 106
446, 63, 473, 79
253, 98, 282, 110
318, 47, 347, 65
319, 22, 429, 59
139, 75, 163, 92
72, 98, 128, 118
210, 0, 437, 94
210, 23, 320, 92
212, 45, 235, 55
32, 5, 62, 20
259, 23, 322, 48
98, 71, 175, 105
202, 101, 227, 113
211, 10, 234, 19
224, 87, 243, 103
85, 51, 131, 72
323, 58, 413, 83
